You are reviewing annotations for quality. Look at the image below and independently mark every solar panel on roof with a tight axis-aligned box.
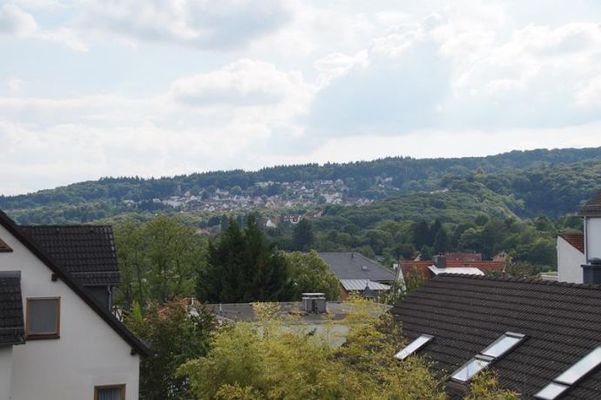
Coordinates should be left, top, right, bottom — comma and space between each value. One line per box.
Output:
394, 334, 433, 361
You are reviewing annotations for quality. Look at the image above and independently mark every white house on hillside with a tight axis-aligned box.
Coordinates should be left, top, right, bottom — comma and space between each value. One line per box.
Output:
557, 191, 601, 283
0, 210, 149, 400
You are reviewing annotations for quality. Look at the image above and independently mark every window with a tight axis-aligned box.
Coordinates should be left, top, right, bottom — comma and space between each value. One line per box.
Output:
451, 332, 526, 383
395, 334, 434, 360
451, 355, 493, 382
534, 346, 601, 400
481, 332, 526, 358
95, 385, 125, 400
26, 297, 60, 339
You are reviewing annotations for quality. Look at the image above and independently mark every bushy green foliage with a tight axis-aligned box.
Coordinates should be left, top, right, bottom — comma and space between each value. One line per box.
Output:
114, 215, 205, 309
283, 251, 340, 300
126, 301, 215, 400
197, 215, 290, 303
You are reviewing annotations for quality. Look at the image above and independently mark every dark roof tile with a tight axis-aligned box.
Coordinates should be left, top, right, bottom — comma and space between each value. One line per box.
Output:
19, 225, 120, 286
391, 274, 601, 399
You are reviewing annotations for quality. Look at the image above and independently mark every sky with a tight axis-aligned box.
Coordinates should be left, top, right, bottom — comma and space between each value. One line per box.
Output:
1, 0, 601, 195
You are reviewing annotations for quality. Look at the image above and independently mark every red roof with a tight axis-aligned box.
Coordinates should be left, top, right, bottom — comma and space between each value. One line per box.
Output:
559, 232, 584, 253
400, 260, 506, 280
444, 252, 482, 262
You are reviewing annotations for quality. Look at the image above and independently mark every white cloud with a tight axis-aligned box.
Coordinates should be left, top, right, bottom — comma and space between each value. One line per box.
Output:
0, 4, 37, 35
80, 0, 292, 50
170, 59, 311, 107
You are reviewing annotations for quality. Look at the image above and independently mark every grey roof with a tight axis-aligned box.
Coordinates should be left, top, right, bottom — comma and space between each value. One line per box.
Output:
19, 225, 120, 287
318, 252, 395, 282
392, 274, 601, 399
0, 271, 24, 346
579, 191, 601, 217
339, 279, 391, 292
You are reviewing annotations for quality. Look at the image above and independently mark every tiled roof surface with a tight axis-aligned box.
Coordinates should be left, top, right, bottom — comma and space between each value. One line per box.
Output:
559, 232, 585, 253
19, 225, 120, 286
318, 252, 395, 281
0, 272, 24, 346
400, 260, 506, 280
580, 191, 601, 217
391, 274, 601, 399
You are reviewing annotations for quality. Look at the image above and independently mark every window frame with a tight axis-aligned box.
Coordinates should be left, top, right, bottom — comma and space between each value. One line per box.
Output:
94, 384, 126, 400
394, 334, 434, 360
25, 297, 61, 340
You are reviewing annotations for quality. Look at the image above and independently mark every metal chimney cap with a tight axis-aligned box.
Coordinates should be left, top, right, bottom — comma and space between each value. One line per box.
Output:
589, 258, 601, 266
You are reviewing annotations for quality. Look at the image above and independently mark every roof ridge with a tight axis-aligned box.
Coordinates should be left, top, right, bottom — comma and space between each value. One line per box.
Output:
434, 273, 601, 290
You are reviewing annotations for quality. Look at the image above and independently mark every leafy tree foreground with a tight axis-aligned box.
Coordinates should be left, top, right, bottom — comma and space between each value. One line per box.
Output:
178, 300, 518, 400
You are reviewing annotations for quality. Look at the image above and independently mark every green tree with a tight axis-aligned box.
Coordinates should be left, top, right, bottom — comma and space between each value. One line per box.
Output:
292, 219, 314, 251
284, 251, 340, 300
126, 301, 215, 400
198, 216, 290, 303
114, 216, 205, 309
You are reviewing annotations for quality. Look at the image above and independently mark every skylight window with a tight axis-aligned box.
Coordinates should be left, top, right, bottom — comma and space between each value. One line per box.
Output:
451, 355, 493, 382
534, 346, 601, 400
481, 332, 526, 358
394, 334, 434, 361
450, 332, 526, 383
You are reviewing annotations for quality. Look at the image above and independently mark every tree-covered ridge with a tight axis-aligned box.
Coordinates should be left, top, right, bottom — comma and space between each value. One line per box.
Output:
3, 147, 601, 224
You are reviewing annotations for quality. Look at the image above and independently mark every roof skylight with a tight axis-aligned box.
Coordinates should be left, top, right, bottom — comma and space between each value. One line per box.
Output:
394, 334, 434, 361
481, 332, 526, 358
451, 332, 526, 383
451, 355, 493, 382
534, 346, 601, 400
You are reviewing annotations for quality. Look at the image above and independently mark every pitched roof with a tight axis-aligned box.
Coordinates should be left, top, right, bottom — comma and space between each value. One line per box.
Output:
391, 274, 601, 399
579, 191, 601, 217
400, 260, 506, 280
318, 252, 395, 281
0, 210, 150, 356
0, 271, 24, 346
559, 232, 585, 253
339, 279, 391, 292
19, 225, 120, 286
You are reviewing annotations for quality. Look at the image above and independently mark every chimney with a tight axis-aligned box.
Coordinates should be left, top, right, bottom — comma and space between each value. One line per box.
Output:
433, 255, 447, 269
301, 293, 327, 314
582, 258, 601, 284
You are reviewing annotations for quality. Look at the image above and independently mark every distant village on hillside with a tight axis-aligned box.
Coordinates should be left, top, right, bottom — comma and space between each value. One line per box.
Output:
124, 178, 378, 214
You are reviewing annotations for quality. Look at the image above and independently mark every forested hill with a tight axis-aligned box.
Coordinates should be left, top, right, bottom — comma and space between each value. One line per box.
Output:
3, 147, 601, 224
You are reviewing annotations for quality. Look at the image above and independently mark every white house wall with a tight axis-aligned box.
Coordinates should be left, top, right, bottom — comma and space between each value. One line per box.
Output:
585, 217, 601, 260
0, 224, 139, 400
557, 237, 586, 284
0, 346, 13, 400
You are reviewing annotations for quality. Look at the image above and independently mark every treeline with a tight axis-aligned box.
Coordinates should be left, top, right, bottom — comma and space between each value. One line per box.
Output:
113, 215, 339, 311
3, 147, 601, 224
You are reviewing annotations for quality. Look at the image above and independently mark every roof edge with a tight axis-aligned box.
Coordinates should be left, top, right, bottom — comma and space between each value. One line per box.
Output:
0, 210, 150, 356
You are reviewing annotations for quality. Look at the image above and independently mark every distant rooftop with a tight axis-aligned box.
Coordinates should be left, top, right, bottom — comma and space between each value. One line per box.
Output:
318, 252, 395, 282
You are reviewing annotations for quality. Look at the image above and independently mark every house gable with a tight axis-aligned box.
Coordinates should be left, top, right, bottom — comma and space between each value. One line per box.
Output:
0, 210, 148, 356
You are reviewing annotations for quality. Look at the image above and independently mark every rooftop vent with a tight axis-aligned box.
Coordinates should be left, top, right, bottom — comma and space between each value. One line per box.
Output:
433, 255, 447, 269
301, 293, 326, 314
361, 265, 369, 271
